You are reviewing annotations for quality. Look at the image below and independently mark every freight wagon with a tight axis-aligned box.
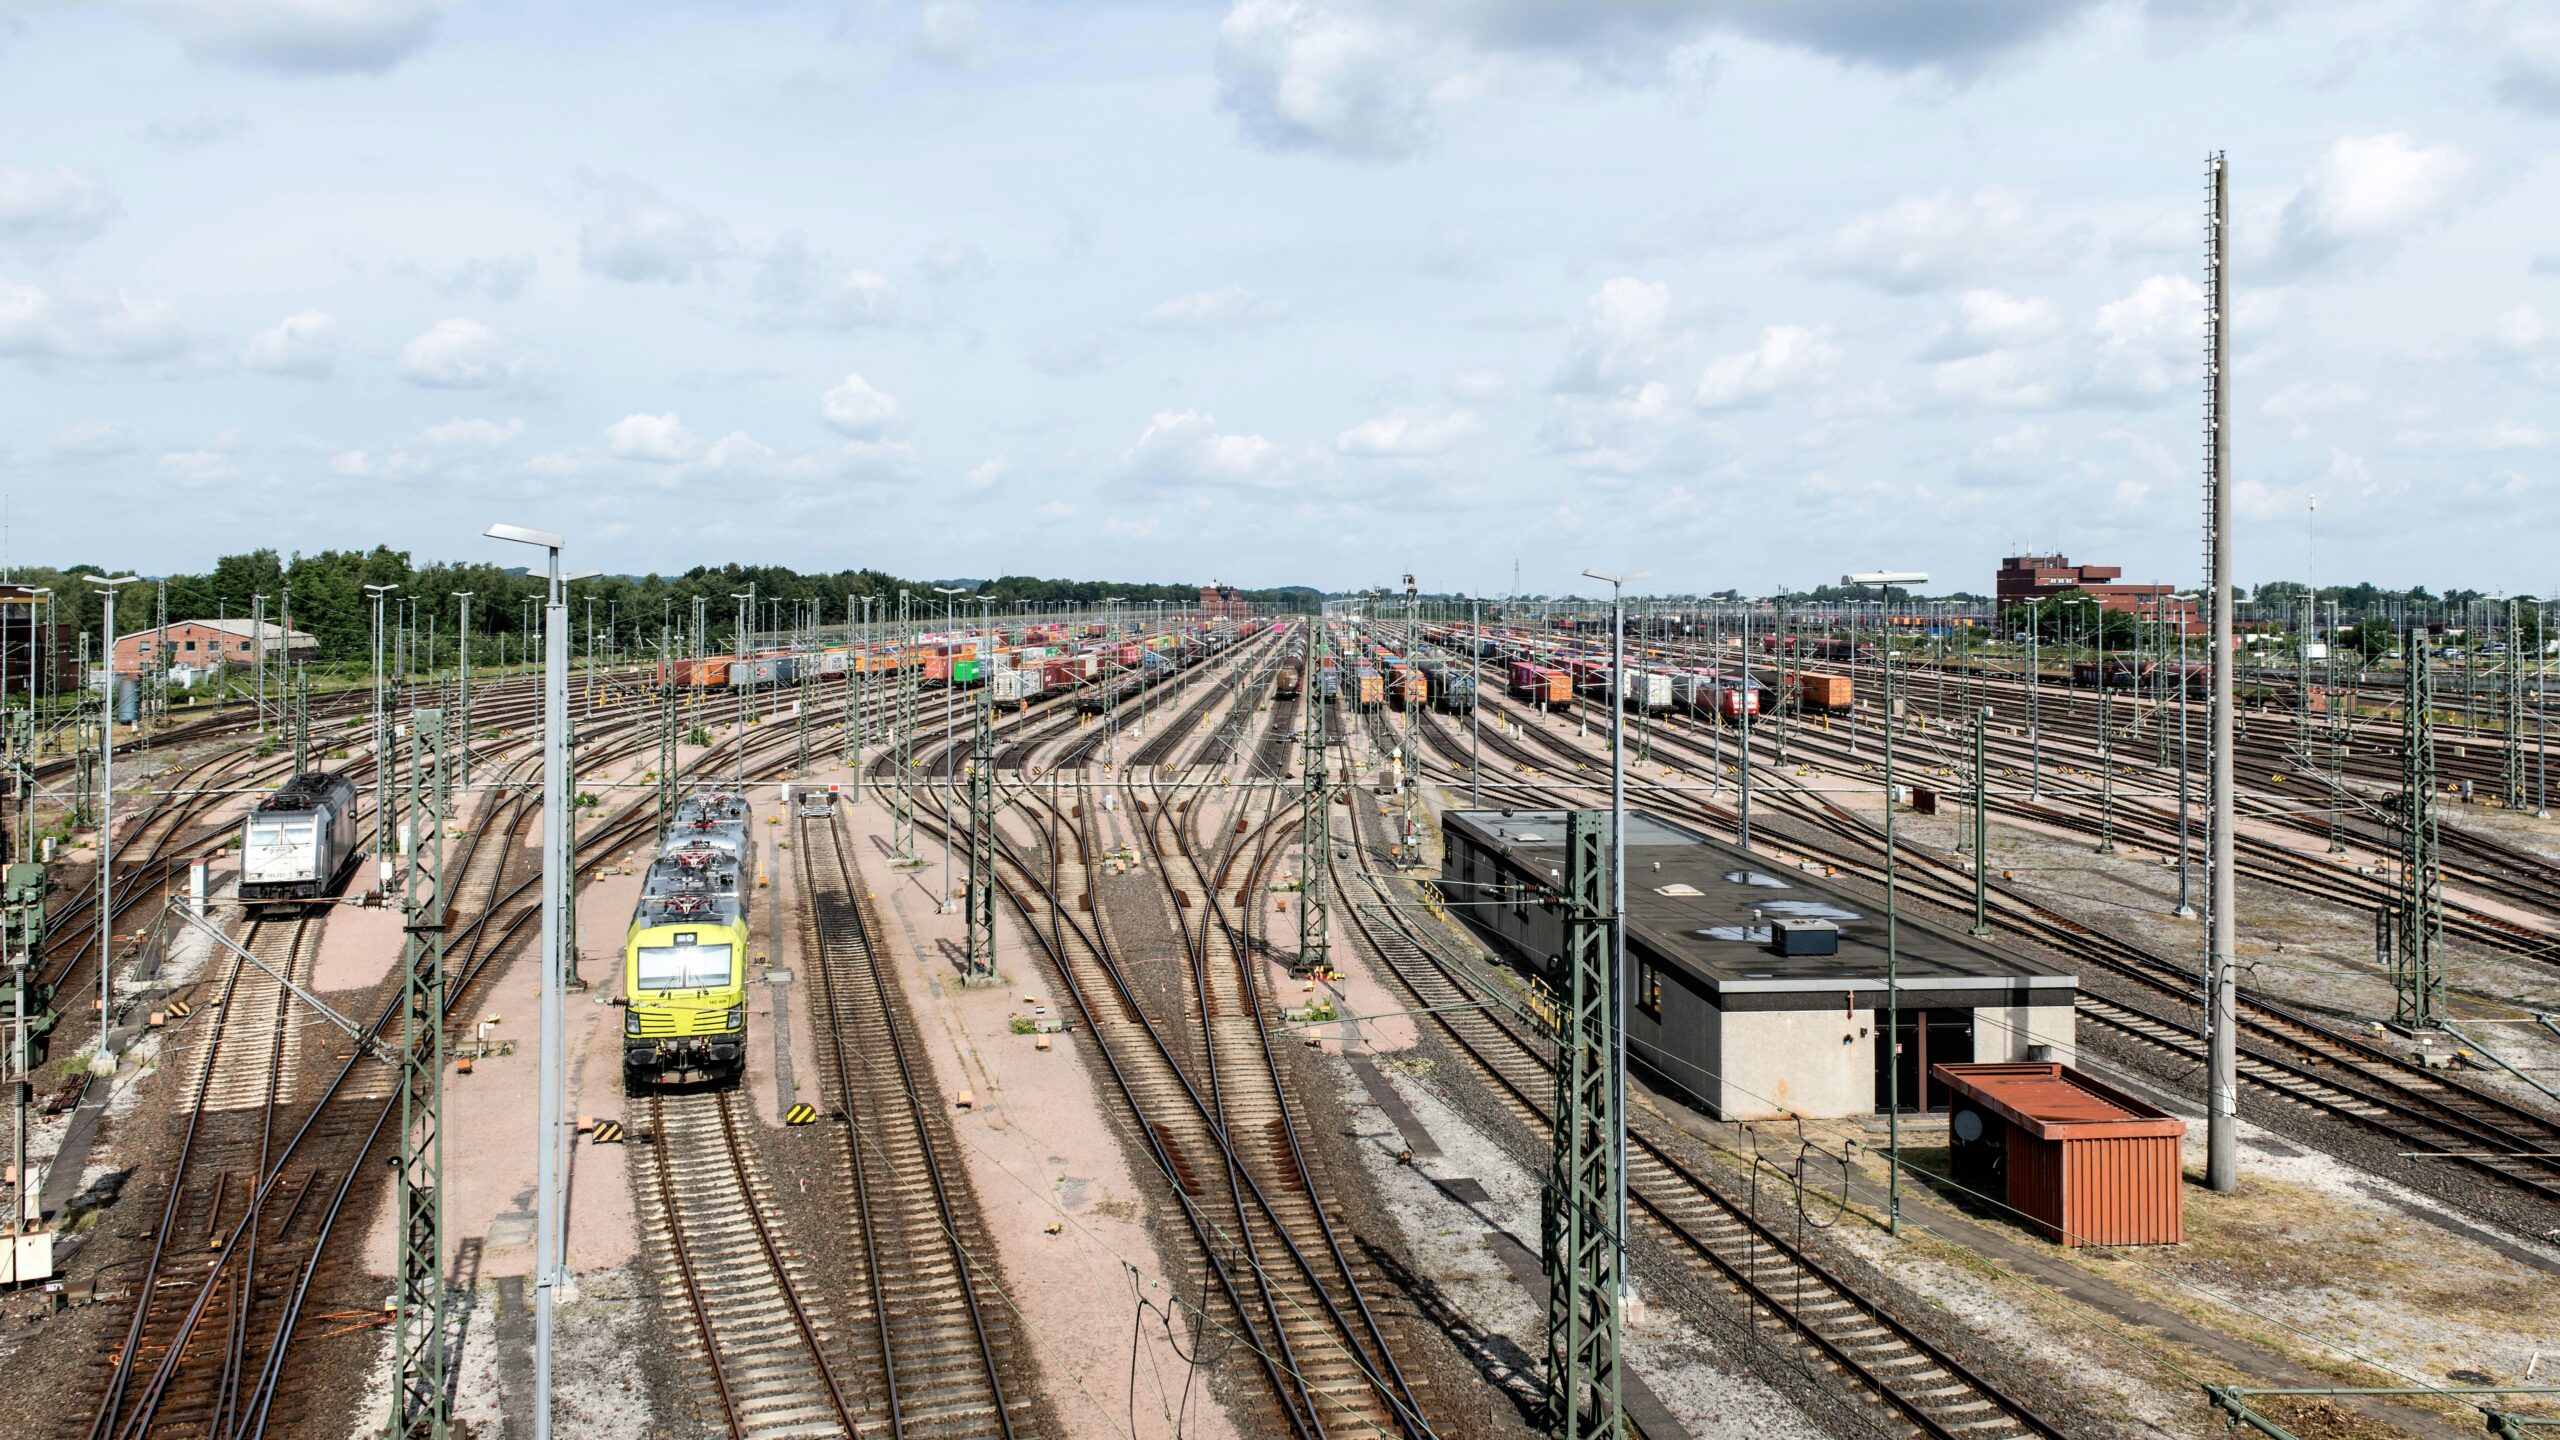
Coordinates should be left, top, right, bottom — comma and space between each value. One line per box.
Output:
1602, 669, 1674, 713
1274, 661, 1303, 699
1390, 666, 1426, 711
729, 654, 796, 687
1314, 667, 1342, 703
1352, 666, 1385, 710
657, 657, 733, 689
1795, 673, 1853, 713
1508, 663, 1573, 708
992, 666, 1045, 702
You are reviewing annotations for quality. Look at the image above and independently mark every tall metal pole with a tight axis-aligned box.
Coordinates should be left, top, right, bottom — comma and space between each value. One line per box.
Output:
93, 577, 136, 1060
1543, 806, 1621, 1440
454, 593, 473, 786
391, 708, 451, 1440
2204, 151, 2240, 1193
1971, 704, 1989, 937
1470, 597, 1482, 807
1737, 597, 1752, 851
1580, 568, 1641, 1292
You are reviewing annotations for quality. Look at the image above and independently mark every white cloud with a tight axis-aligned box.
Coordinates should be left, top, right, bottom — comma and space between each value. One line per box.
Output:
396, 317, 524, 389
2273, 134, 2476, 271
2082, 274, 2201, 401
1123, 410, 1303, 490
1921, 289, 2059, 361
1695, 324, 1839, 409
1336, 407, 1479, 457
917, 238, 991, 284
416, 253, 535, 303
0, 277, 186, 365
126, 0, 454, 73
605, 411, 702, 463
2492, 303, 2547, 355
51, 420, 139, 456
1553, 276, 1671, 394
240, 310, 340, 376
837, 438, 921, 482
421, 415, 524, 449
820, 374, 902, 438
915, 0, 987, 67
140, 111, 251, 148
0, 165, 121, 259
577, 172, 732, 284
962, 457, 1008, 491
2263, 380, 2365, 438
1214, 1, 1439, 161
1445, 369, 1509, 402
1026, 332, 1111, 375
160, 448, 237, 487
1931, 350, 2055, 410
1138, 284, 1289, 334
754, 233, 898, 330
1816, 188, 2033, 294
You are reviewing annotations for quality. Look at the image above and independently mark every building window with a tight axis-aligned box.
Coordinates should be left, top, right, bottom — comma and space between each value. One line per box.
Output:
239, 641, 251, 652
184, 640, 197, 651
1637, 960, 1662, 1017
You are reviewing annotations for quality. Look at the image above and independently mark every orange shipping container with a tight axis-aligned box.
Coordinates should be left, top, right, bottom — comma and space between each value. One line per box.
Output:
1933, 1062, 2185, 1248
1797, 674, 1853, 713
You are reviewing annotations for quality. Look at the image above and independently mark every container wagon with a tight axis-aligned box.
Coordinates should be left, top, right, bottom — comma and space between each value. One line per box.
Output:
1352, 666, 1385, 711
1314, 667, 1342, 704
1391, 666, 1426, 711
1795, 673, 1853, 713
240, 771, 361, 906
1508, 663, 1573, 709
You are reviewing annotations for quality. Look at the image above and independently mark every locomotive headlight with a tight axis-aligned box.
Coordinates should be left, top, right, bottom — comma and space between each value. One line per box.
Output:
724, 1006, 744, 1030
624, 1008, 643, 1036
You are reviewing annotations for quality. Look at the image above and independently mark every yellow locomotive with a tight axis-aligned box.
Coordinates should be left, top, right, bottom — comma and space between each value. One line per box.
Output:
622, 795, 755, 1087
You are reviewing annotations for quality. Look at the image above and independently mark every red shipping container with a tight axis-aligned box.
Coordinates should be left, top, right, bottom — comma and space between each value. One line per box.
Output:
1934, 1062, 2185, 1248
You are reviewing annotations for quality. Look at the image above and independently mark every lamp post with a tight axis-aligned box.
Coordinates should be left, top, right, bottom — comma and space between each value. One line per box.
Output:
90, 575, 139, 1061
365, 583, 400, 872
452, 593, 473, 786
1844, 569, 1927, 1238
1581, 565, 1647, 1298
484, 523, 592, 1440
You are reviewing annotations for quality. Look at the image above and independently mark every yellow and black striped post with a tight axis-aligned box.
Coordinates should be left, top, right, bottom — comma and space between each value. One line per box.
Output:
784, 1103, 819, 1126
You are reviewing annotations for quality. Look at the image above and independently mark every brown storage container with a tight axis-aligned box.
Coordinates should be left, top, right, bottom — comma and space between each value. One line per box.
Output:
1933, 1061, 2186, 1247
1798, 674, 1853, 713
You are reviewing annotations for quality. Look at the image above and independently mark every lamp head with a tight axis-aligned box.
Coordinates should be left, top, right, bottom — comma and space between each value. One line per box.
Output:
484, 522, 564, 550
1842, 571, 1927, 587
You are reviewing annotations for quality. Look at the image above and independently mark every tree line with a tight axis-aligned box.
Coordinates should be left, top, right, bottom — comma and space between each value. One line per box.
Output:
18, 550, 1319, 665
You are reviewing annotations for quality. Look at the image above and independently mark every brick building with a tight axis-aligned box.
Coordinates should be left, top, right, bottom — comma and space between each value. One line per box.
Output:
1197, 582, 1252, 623
1995, 555, 2197, 632
114, 618, 318, 677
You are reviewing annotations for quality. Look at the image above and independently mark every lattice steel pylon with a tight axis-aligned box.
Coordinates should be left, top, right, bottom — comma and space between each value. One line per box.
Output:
891, 590, 918, 863
2393, 643, 2444, 1029
390, 708, 450, 1440
1296, 619, 1331, 976
1543, 808, 1621, 1440
964, 677, 997, 982
657, 672, 678, 834
795, 641, 814, 776
2505, 598, 2526, 810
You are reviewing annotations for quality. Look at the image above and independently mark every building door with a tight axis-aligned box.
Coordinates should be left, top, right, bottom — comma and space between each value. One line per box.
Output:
1875, 1008, 1977, 1113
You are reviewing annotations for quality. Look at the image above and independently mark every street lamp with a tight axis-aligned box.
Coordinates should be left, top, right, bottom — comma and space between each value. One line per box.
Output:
365, 583, 400, 870
451, 593, 474, 785
483, 522, 593, 1440
1580, 565, 1646, 1298
90, 575, 140, 1062
1843, 569, 1927, 1238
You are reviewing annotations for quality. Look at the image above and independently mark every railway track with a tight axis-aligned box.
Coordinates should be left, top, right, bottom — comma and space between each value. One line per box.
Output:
641, 1088, 864, 1440
1324, 748, 2067, 1440
796, 808, 1037, 1438
1404, 662, 2560, 1214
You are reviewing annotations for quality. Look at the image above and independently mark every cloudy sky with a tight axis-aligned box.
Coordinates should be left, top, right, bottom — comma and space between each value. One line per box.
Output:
1, 1, 2554, 598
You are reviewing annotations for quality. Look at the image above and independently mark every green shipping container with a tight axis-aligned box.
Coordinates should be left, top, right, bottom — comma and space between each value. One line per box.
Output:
953, 657, 983, 686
